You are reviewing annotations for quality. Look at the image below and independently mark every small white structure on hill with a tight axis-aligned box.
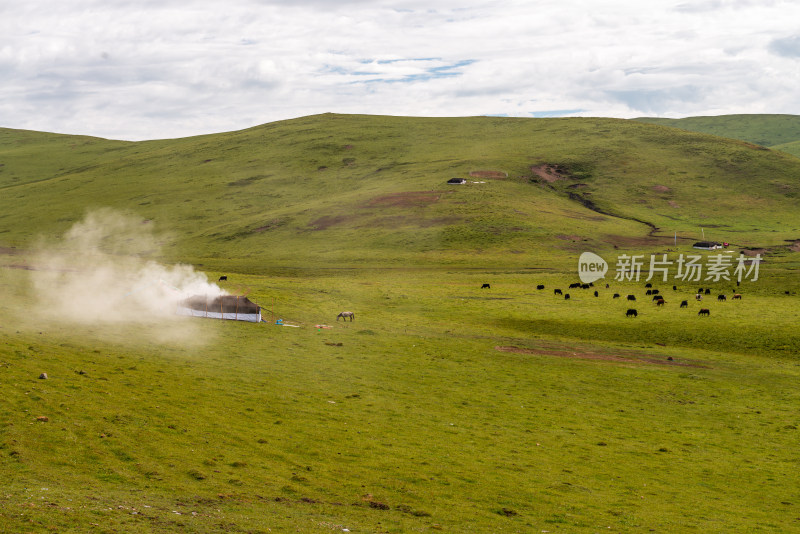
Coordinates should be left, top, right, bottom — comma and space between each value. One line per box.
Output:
176, 295, 261, 323
693, 241, 723, 250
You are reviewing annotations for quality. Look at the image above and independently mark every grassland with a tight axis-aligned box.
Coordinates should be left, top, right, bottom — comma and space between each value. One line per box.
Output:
635, 114, 800, 158
3, 114, 800, 271
1, 114, 799, 532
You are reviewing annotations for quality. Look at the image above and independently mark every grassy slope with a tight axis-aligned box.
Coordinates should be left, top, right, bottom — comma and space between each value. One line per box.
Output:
2, 267, 799, 533
634, 114, 800, 152
2, 114, 800, 272
771, 139, 800, 159
2, 115, 800, 532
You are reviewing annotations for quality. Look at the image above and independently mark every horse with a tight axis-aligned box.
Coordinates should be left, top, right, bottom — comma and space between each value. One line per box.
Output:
337, 311, 355, 321
732, 294, 742, 300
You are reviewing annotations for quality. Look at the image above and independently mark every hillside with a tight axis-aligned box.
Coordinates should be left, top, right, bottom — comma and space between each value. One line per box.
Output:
2, 114, 800, 272
770, 139, 800, 159
2, 114, 800, 533
634, 114, 800, 157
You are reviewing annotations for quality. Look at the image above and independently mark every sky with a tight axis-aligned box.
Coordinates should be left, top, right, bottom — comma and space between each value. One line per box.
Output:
1, 0, 799, 141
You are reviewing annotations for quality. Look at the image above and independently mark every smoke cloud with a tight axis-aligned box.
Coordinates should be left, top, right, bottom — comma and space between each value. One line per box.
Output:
27, 208, 227, 344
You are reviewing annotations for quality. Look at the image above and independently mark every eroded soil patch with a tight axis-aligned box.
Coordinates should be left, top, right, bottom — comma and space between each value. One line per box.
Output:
308, 215, 357, 230
530, 164, 567, 183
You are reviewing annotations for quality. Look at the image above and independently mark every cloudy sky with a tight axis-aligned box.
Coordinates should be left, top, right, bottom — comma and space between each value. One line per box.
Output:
2, 0, 799, 140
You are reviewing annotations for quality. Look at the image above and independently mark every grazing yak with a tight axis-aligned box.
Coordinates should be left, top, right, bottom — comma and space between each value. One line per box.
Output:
718, 294, 727, 301
656, 298, 666, 306
219, 275, 227, 281
569, 283, 581, 289
652, 289, 660, 295
652, 295, 662, 301
554, 288, 563, 295
613, 293, 620, 299
645, 283, 652, 288
627, 295, 636, 301
673, 285, 677, 291
536, 284, 545, 290
626, 309, 638, 317
698, 308, 710, 316
564, 293, 571, 300
646, 289, 652, 295
695, 293, 703, 300
704, 289, 711, 295
481, 283, 491, 289
680, 300, 688, 308
337, 311, 355, 321
594, 290, 599, 297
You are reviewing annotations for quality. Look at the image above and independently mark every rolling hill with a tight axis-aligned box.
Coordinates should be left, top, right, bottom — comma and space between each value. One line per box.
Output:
2, 114, 800, 533
635, 114, 800, 158
2, 114, 800, 273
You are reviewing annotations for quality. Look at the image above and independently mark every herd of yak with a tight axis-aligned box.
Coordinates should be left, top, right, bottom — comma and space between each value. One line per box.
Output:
483, 280, 743, 317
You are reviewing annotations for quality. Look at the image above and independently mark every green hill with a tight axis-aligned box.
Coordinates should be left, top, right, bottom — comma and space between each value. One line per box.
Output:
634, 114, 800, 154
771, 139, 800, 159
2, 114, 800, 272
2, 114, 800, 533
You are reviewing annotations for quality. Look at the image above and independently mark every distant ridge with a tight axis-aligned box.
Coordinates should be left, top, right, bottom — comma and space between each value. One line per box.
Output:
633, 114, 800, 158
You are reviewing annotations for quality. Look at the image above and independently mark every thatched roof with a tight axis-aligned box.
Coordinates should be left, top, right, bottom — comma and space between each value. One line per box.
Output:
180, 295, 260, 314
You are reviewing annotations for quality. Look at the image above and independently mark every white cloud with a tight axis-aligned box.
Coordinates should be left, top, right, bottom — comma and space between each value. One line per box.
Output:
0, 0, 798, 140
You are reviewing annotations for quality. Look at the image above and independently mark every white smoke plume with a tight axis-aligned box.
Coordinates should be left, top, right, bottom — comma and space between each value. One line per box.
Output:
27, 208, 227, 343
